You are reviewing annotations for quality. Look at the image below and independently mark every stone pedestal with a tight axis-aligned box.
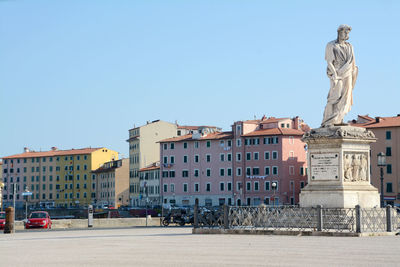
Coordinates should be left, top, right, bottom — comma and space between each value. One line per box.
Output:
299, 125, 380, 208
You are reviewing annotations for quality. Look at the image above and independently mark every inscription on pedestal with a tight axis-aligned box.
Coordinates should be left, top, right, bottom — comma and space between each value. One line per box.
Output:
310, 153, 339, 180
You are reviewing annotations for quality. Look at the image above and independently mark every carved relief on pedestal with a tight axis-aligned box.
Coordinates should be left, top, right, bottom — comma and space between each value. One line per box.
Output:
343, 152, 368, 182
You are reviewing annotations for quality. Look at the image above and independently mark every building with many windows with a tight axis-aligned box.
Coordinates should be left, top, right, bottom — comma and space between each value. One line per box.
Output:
92, 158, 129, 208
352, 115, 400, 207
1, 147, 118, 208
127, 119, 220, 206
160, 116, 309, 207
138, 162, 161, 207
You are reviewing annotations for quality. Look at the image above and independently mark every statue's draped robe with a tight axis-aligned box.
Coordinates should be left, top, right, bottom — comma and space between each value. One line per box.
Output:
322, 40, 358, 127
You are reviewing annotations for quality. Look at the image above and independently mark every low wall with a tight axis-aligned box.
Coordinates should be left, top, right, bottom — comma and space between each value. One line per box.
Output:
14, 217, 162, 230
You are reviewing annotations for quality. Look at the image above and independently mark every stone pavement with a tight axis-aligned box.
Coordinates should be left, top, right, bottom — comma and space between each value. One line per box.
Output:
1, 227, 399, 266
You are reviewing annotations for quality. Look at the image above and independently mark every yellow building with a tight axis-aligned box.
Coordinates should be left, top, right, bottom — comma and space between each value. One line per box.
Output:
56, 147, 118, 207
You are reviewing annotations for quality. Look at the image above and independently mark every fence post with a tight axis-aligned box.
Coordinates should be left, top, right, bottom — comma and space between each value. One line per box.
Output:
223, 205, 229, 229
317, 205, 323, 231
355, 205, 361, 233
386, 205, 392, 232
194, 199, 199, 229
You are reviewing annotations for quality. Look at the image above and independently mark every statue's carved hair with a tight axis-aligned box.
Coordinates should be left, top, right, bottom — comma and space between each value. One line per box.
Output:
337, 24, 352, 32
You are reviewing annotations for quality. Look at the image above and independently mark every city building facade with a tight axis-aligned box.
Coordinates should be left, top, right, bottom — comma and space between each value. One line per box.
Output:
138, 162, 161, 207
160, 116, 309, 207
127, 119, 220, 206
92, 158, 129, 208
352, 115, 400, 207
2, 147, 118, 208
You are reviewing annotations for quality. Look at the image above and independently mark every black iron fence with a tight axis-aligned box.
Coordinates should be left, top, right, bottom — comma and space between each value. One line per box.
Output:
194, 205, 400, 233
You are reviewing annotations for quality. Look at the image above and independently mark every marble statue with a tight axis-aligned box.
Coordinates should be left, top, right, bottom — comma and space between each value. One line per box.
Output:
321, 25, 358, 127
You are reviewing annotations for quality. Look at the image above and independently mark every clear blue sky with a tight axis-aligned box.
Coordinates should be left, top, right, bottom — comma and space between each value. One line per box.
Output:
1, 0, 399, 158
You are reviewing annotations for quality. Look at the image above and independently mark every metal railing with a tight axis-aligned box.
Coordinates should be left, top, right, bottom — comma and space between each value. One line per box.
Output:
194, 204, 400, 234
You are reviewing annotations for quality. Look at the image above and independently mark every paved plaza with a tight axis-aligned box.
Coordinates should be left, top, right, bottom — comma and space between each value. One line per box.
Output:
1, 227, 399, 266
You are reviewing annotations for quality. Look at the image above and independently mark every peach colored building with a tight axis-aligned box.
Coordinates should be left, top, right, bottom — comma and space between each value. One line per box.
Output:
352, 115, 400, 207
160, 116, 309, 206
92, 158, 129, 208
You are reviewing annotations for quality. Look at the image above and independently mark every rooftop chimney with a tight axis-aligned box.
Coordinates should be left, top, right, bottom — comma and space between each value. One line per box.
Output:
51, 147, 58, 151
24, 147, 30, 153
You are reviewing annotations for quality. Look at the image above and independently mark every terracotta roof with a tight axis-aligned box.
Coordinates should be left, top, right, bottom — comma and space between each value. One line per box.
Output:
2, 147, 104, 159
140, 165, 160, 172
159, 131, 233, 143
242, 128, 304, 137
359, 115, 400, 129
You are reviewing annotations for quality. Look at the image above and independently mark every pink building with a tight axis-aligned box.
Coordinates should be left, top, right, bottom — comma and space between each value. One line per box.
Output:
351, 115, 400, 207
160, 116, 309, 206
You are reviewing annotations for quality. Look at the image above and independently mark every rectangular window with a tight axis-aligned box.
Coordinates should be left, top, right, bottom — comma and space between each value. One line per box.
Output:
194, 169, 199, 177
386, 182, 393, 193
236, 139, 241, 147
265, 181, 270, 191
169, 171, 175, 178
194, 141, 199, 148
220, 154, 225, 162
264, 151, 270, 160
246, 182, 251, 191
386, 131, 391, 140
387, 164, 392, 174
220, 182, 225, 191
246, 152, 251, 160
183, 155, 188, 163
183, 142, 188, 149
162, 171, 169, 178
206, 154, 211, 162
170, 143, 175, 149
206, 169, 211, 177
219, 168, 225, 176
163, 184, 168, 192
163, 144, 168, 150
251, 167, 259, 175
272, 166, 278, 175
183, 183, 188, 192
227, 153, 232, 161
194, 155, 199, 163
227, 168, 232, 176
300, 167, 304, 176
300, 181, 305, 189
265, 166, 270, 176
163, 156, 168, 164
237, 182, 242, 191
170, 184, 175, 193
272, 151, 278, 159
206, 141, 211, 148
236, 167, 242, 176
182, 170, 189, 177
236, 153, 241, 162
254, 152, 259, 160
386, 147, 392, 157
194, 183, 199, 192
246, 167, 251, 176
206, 183, 211, 192
170, 156, 175, 164
227, 182, 232, 191
254, 181, 259, 191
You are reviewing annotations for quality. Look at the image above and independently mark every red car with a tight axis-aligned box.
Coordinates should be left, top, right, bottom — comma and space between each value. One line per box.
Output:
0, 212, 5, 230
25, 211, 52, 229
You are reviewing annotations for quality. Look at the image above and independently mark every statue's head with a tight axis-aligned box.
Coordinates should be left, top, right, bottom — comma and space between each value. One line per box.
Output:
337, 24, 351, 41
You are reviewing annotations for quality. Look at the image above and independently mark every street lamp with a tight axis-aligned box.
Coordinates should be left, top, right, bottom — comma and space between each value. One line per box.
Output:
377, 152, 386, 208
271, 182, 277, 206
